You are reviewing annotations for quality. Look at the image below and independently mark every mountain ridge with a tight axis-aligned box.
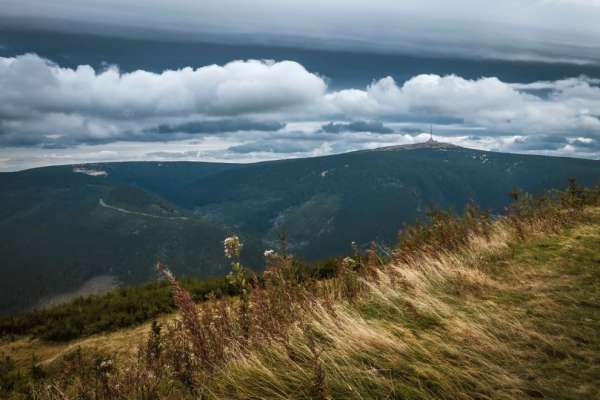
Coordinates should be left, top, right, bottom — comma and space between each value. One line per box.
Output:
367, 138, 463, 151
1, 144, 599, 314
4, 139, 600, 175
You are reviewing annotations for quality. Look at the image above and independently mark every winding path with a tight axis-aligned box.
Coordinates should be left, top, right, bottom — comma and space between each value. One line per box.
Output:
98, 198, 190, 221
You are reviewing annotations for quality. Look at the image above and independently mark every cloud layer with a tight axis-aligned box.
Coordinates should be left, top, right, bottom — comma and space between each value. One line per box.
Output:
4, 1, 600, 65
0, 53, 599, 170
0, 54, 324, 145
328, 75, 600, 135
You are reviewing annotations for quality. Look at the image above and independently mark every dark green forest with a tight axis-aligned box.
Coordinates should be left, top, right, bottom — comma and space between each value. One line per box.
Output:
0, 258, 338, 342
1, 145, 599, 314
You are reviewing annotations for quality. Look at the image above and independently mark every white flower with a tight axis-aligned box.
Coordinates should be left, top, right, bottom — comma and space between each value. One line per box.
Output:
99, 359, 113, 371
159, 266, 174, 281
263, 249, 277, 258
224, 235, 242, 259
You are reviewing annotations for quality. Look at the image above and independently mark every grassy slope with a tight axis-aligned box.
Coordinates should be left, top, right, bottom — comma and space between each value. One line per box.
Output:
2, 209, 599, 399
205, 209, 600, 399
491, 216, 600, 398
0, 313, 179, 369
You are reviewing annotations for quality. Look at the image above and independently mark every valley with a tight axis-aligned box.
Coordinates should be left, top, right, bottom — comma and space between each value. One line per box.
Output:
1, 143, 599, 314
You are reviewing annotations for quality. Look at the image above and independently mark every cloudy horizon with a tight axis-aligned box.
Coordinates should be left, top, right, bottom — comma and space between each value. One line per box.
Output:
1, 1, 600, 170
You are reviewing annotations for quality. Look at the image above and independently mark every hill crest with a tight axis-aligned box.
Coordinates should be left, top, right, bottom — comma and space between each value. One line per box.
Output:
370, 138, 463, 152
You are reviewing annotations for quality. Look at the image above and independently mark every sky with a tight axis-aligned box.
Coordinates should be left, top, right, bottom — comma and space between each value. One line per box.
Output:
1, 0, 600, 170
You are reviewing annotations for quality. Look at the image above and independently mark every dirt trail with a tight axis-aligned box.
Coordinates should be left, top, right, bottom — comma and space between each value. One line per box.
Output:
99, 198, 189, 221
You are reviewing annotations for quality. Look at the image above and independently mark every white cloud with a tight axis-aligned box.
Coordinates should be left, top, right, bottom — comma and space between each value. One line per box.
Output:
1, 54, 599, 169
0, 54, 325, 118
0, 54, 325, 146
326, 74, 600, 135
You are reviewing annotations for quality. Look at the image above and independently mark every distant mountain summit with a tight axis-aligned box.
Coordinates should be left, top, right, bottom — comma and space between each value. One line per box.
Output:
373, 138, 462, 151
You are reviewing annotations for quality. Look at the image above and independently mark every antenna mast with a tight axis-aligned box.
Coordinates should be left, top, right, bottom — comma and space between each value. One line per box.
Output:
429, 125, 433, 141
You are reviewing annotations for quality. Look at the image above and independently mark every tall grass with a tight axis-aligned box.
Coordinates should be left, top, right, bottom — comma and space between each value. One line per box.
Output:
5, 180, 600, 399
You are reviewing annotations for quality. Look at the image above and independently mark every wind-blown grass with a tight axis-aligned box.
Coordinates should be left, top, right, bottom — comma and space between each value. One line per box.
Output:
2, 180, 600, 399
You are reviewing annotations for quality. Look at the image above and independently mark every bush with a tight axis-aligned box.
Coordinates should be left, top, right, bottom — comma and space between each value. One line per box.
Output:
0, 354, 30, 398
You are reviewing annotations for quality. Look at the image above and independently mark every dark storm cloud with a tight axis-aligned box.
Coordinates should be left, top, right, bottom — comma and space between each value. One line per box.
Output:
400, 127, 425, 134
571, 138, 600, 151
509, 135, 600, 153
511, 135, 569, 151
321, 121, 394, 134
3, 1, 600, 66
1, 119, 284, 148
467, 135, 483, 141
153, 119, 285, 134
228, 140, 321, 154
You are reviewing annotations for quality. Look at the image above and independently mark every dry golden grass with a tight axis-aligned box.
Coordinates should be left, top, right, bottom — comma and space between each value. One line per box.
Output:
3, 204, 599, 399
196, 208, 600, 399
0, 314, 174, 368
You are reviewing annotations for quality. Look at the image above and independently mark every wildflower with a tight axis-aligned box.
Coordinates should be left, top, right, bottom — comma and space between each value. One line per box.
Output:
156, 262, 174, 282
341, 257, 357, 269
98, 358, 114, 373
99, 359, 113, 369
263, 249, 277, 258
224, 235, 243, 259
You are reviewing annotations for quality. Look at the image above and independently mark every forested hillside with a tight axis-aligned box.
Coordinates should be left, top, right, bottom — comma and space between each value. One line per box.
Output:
1, 144, 599, 313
